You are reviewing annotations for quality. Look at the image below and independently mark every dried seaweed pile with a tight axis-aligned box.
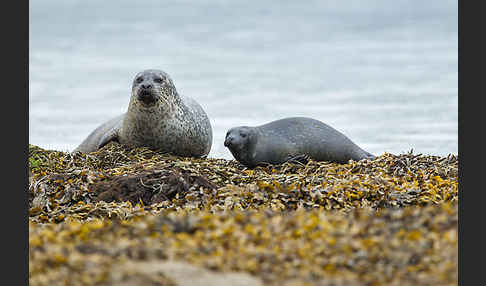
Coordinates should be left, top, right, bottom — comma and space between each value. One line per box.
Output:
29, 143, 458, 285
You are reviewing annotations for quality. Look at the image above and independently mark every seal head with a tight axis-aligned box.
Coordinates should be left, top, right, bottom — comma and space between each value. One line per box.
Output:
130, 69, 179, 111
224, 126, 257, 167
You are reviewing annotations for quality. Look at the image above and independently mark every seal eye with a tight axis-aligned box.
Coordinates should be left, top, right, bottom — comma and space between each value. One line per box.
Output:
240, 133, 247, 138
136, 77, 143, 83
154, 77, 163, 84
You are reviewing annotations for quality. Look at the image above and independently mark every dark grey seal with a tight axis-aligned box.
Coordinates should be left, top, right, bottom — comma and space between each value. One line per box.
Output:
74, 69, 213, 158
224, 117, 375, 168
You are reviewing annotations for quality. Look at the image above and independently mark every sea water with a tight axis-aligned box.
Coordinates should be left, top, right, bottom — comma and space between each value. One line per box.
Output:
29, 0, 458, 159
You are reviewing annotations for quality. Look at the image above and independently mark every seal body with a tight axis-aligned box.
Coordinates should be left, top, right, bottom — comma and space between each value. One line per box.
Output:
74, 69, 212, 158
224, 117, 375, 168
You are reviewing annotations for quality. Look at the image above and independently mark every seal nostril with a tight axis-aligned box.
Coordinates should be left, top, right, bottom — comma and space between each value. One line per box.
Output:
141, 83, 153, 89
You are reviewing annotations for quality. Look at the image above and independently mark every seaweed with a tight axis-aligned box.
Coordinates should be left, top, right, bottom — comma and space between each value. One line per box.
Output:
28, 143, 458, 286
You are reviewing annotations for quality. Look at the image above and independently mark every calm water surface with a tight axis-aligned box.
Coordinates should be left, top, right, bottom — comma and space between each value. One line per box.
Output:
29, 0, 458, 159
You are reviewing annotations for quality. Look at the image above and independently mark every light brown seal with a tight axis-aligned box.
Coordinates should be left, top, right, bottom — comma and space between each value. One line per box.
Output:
74, 69, 213, 157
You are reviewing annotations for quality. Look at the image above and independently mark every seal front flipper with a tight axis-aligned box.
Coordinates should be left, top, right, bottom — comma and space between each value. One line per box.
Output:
286, 154, 310, 165
73, 114, 125, 154
97, 127, 120, 150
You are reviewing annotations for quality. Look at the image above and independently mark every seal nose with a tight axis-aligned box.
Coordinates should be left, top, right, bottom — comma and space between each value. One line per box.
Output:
141, 83, 153, 89
224, 136, 233, 147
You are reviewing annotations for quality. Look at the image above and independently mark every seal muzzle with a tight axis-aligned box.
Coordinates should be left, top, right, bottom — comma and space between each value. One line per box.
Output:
224, 136, 233, 147
137, 89, 158, 105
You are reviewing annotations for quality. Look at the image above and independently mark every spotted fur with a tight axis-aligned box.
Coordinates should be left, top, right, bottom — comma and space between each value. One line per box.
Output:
74, 69, 212, 158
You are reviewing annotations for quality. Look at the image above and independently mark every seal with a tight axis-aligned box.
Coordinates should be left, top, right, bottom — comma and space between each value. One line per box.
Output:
74, 69, 213, 158
224, 117, 375, 168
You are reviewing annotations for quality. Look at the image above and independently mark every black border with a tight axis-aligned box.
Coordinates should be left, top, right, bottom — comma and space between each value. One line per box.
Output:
5, 0, 28, 284
459, 0, 480, 285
